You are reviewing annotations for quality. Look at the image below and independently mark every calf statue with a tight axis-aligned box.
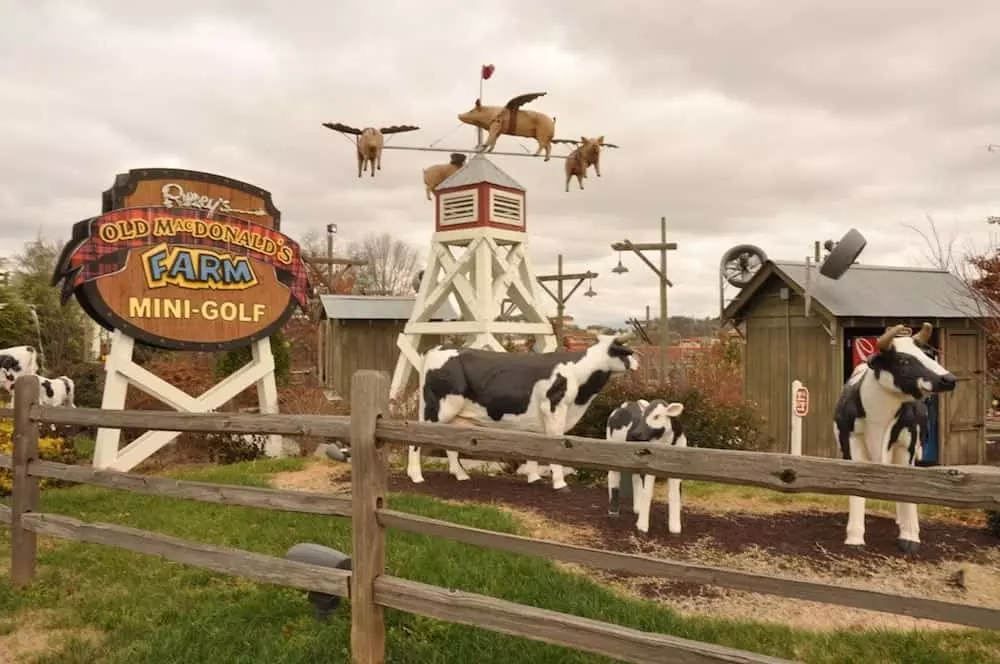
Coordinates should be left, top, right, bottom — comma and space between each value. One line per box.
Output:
606, 399, 687, 535
410, 334, 639, 491
833, 322, 956, 553
36, 375, 76, 408
0, 345, 40, 401
458, 92, 557, 161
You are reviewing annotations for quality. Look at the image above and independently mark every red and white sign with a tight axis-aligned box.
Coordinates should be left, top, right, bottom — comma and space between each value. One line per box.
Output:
793, 385, 810, 417
852, 336, 878, 369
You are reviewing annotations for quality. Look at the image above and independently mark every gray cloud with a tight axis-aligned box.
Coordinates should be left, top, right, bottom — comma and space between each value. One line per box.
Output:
1, 0, 998, 330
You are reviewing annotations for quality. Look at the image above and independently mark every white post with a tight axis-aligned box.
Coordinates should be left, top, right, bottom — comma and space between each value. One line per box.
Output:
790, 379, 808, 456
93, 329, 134, 468
252, 337, 283, 458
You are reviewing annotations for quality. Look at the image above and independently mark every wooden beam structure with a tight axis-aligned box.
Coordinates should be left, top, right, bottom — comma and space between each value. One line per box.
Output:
611, 216, 679, 382
535, 254, 598, 342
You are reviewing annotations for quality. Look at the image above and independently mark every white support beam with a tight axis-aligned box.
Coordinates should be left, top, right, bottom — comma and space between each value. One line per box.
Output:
93, 330, 284, 472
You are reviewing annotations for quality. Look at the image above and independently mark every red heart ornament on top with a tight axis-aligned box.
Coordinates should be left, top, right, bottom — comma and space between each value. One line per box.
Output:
481, 64, 495, 80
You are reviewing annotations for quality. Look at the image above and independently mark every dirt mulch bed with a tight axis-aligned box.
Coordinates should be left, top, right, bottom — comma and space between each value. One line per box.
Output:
283, 461, 1000, 630
384, 470, 997, 566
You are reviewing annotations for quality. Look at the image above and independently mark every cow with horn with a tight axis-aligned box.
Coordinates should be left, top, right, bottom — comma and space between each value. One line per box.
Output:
833, 322, 957, 553
410, 332, 640, 491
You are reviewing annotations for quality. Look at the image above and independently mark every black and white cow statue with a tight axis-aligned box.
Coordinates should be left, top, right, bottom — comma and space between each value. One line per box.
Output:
0, 345, 40, 400
35, 375, 76, 408
410, 333, 640, 491
606, 399, 687, 535
833, 322, 956, 553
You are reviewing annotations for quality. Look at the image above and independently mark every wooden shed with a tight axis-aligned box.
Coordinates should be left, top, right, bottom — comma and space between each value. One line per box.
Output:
317, 295, 457, 402
722, 260, 988, 465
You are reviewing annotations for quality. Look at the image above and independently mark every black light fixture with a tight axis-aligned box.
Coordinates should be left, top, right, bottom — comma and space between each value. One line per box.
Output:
611, 251, 629, 274
584, 276, 596, 297
284, 543, 352, 621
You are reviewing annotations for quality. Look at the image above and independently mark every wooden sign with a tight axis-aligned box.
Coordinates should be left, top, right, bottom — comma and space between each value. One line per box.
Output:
793, 384, 810, 417
52, 206, 310, 351
101, 168, 281, 230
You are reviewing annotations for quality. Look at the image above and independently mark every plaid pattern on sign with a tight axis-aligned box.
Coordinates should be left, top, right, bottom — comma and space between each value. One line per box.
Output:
59, 206, 311, 309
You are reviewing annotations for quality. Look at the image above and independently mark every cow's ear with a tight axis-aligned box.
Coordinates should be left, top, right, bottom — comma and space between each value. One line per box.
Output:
665, 402, 684, 417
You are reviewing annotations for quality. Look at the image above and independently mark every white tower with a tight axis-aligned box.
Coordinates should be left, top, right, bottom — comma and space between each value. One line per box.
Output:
389, 154, 558, 401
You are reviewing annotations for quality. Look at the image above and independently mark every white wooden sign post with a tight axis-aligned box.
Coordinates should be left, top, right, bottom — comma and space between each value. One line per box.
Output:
791, 380, 809, 456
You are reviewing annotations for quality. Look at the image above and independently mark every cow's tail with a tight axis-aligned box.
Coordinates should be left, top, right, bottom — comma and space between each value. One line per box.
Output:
62, 377, 76, 408
26, 345, 40, 375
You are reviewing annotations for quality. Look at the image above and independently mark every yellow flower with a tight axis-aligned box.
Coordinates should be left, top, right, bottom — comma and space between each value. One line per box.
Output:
0, 420, 75, 496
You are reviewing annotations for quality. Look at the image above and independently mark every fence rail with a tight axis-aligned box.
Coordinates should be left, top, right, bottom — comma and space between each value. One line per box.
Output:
12, 406, 1000, 508
2, 372, 1000, 663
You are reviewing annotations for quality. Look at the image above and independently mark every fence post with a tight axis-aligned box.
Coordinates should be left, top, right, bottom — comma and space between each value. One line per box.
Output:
350, 370, 390, 664
11, 374, 40, 588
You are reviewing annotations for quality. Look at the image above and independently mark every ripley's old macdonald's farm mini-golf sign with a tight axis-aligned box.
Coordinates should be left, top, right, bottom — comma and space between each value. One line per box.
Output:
52, 170, 309, 352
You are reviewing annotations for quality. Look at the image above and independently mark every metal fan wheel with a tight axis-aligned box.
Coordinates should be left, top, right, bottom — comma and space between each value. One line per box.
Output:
721, 244, 767, 288
819, 228, 867, 280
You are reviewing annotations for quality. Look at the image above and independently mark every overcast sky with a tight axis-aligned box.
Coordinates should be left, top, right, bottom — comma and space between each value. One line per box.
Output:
2, 1, 999, 328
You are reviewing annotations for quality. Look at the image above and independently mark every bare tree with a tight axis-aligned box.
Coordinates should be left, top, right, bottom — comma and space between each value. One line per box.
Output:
904, 214, 960, 271
907, 215, 1000, 385
906, 215, 1000, 319
348, 232, 421, 296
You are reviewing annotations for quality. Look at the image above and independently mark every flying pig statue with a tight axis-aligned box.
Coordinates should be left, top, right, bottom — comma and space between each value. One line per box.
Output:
458, 92, 557, 161
553, 136, 620, 192
422, 153, 467, 201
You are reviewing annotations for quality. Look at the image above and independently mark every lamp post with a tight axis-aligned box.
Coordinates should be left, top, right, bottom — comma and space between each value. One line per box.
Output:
326, 223, 338, 291
536, 254, 599, 343
611, 216, 678, 383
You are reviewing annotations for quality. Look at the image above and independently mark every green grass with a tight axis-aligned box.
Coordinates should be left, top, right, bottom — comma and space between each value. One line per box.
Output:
0, 458, 996, 663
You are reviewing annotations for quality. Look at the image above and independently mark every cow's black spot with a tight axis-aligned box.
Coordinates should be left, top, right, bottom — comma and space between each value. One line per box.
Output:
670, 416, 684, 440
607, 402, 639, 435
41, 379, 54, 399
608, 401, 663, 443
0, 355, 22, 372
889, 400, 927, 465
546, 374, 568, 412
833, 378, 865, 460
575, 370, 611, 405
607, 341, 634, 360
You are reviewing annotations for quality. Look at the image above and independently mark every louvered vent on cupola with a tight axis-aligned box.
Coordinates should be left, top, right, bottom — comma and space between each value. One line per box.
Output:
433, 154, 527, 232
488, 189, 524, 227
438, 189, 478, 227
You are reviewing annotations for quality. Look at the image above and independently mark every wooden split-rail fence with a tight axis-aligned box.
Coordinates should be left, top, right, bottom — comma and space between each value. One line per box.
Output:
2, 370, 1000, 663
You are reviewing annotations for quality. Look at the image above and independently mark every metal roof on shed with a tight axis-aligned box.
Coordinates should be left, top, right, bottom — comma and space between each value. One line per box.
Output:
724, 260, 985, 321
437, 153, 525, 191
319, 295, 458, 321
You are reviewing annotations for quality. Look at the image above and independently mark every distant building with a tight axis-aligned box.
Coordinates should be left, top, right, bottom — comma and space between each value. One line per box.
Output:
317, 294, 457, 401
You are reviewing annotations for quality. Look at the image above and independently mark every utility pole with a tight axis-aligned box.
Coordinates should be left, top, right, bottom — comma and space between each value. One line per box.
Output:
303, 255, 369, 293
326, 223, 337, 290
611, 216, 678, 382
536, 254, 598, 343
